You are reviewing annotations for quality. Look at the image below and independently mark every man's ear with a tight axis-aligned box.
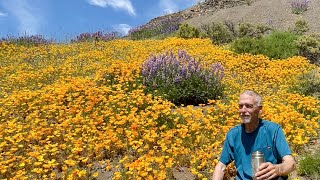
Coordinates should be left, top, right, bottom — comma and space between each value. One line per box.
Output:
258, 106, 262, 114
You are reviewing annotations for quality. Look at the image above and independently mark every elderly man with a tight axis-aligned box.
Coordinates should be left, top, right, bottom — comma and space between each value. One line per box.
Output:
212, 90, 296, 180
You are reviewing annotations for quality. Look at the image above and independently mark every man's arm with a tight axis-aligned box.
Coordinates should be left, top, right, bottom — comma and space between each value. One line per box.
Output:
255, 155, 296, 180
212, 161, 226, 180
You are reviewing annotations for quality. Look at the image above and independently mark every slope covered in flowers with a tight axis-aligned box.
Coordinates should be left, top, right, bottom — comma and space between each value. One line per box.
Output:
0, 38, 319, 179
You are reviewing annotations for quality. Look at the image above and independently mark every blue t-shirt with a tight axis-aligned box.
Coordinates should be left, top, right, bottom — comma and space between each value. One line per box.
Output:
219, 119, 292, 180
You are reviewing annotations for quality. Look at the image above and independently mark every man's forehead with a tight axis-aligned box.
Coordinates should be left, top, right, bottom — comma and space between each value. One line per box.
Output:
239, 94, 256, 103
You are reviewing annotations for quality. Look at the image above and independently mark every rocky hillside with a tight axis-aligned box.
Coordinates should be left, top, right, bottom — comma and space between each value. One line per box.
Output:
141, 0, 252, 29
144, 0, 320, 33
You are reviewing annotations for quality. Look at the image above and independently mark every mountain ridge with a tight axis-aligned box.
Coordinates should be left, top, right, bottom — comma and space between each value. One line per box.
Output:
143, 0, 320, 33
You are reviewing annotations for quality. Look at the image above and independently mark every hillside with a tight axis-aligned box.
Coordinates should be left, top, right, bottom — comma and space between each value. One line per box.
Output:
145, 0, 320, 33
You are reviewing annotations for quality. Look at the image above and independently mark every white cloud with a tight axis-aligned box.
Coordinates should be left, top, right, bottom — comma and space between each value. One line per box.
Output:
195, 0, 205, 3
0, 11, 8, 17
2, 0, 43, 35
112, 24, 131, 35
87, 0, 136, 16
159, 0, 179, 14
158, 0, 202, 16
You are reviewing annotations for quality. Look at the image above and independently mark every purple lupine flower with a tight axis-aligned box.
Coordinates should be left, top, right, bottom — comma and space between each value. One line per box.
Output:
1, 34, 54, 46
71, 31, 121, 43
141, 49, 225, 105
291, 0, 311, 14
173, 74, 182, 83
210, 63, 225, 81
142, 50, 224, 87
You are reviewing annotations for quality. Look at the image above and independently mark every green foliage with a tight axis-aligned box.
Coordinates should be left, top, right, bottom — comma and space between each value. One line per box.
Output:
200, 22, 234, 45
152, 32, 177, 40
298, 149, 320, 178
238, 22, 272, 39
230, 37, 262, 55
176, 24, 200, 39
261, 31, 299, 59
231, 31, 299, 59
198, 21, 272, 45
129, 28, 160, 40
293, 68, 320, 99
295, 33, 320, 65
141, 50, 224, 106
290, 19, 309, 35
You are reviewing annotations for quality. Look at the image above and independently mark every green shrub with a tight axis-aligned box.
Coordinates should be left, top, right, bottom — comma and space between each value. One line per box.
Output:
298, 149, 320, 178
231, 31, 299, 59
260, 31, 299, 59
295, 33, 320, 65
238, 22, 272, 39
230, 37, 262, 55
176, 24, 200, 39
289, 19, 309, 35
224, 20, 238, 37
197, 21, 272, 44
293, 68, 320, 99
200, 22, 234, 45
128, 28, 160, 40
141, 50, 224, 106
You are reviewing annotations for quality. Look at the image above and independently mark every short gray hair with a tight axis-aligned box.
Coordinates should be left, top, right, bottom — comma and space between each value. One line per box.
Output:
240, 90, 262, 106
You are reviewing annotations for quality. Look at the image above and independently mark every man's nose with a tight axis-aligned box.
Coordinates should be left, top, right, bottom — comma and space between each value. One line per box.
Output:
239, 106, 247, 112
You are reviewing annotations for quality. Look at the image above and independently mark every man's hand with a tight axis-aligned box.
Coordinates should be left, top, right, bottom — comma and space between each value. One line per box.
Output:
254, 155, 296, 180
255, 162, 279, 180
212, 161, 226, 180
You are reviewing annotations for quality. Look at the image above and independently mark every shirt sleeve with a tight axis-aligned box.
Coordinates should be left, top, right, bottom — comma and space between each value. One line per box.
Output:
274, 126, 292, 159
219, 132, 234, 165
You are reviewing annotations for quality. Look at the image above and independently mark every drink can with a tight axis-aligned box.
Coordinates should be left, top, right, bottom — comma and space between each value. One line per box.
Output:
251, 151, 265, 179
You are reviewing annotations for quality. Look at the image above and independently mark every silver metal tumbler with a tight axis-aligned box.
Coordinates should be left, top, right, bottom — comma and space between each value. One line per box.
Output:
251, 151, 265, 180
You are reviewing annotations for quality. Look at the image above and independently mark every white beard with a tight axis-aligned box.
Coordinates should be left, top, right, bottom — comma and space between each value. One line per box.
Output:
240, 115, 251, 123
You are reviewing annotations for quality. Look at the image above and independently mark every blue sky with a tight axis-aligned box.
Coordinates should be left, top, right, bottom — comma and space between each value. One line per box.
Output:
0, 0, 203, 41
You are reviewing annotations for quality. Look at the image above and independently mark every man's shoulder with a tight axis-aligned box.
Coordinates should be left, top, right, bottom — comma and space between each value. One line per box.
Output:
261, 119, 281, 128
260, 119, 282, 135
227, 124, 242, 135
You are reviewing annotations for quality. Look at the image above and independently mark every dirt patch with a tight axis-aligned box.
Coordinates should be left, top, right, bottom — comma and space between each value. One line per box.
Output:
185, 0, 320, 33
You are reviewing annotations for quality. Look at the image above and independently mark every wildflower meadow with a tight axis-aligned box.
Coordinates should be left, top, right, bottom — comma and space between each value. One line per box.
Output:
0, 37, 319, 179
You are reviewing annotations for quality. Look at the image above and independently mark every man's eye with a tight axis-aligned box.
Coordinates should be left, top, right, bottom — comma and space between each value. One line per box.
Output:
247, 105, 253, 108
239, 104, 254, 109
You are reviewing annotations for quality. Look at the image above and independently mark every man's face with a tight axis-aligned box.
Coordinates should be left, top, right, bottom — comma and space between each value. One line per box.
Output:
238, 94, 261, 124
